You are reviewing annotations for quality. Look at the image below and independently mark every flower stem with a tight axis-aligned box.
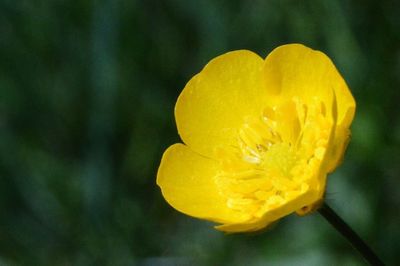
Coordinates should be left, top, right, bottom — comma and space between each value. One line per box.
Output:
318, 202, 384, 265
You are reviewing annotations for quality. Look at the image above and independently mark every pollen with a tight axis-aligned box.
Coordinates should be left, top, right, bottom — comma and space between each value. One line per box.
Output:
261, 142, 297, 178
215, 98, 333, 219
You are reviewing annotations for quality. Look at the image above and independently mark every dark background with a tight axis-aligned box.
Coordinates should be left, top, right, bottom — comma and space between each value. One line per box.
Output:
0, 0, 399, 265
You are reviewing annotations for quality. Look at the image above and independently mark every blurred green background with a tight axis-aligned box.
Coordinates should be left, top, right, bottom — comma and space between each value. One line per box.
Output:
0, 0, 399, 265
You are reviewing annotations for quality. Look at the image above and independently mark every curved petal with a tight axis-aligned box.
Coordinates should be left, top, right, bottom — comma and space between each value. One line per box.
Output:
263, 43, 355, 172
216, 185, 317, 232
215, 217, 272, 233
175, 50, 267, 158
263, 43, 354, 122
157, 144, 250, 224
326, 106, 355, 173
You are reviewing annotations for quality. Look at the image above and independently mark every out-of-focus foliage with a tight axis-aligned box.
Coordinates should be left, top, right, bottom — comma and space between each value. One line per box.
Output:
0, 0, 399, 265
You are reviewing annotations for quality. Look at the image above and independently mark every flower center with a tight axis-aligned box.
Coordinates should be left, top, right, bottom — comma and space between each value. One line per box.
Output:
261, 142, 297, 178
215, 98, 332, 220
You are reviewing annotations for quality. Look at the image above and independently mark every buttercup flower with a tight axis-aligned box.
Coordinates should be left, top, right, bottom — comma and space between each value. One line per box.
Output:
157, 44, 355, 232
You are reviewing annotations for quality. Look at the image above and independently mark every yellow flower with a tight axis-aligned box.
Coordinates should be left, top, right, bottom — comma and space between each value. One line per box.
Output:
157, 44, 355, 232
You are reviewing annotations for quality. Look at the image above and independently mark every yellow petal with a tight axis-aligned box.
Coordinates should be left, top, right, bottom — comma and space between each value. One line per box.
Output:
263, 43, 355, 173
215, 217, 272, 233
175, 50, 267, 158
157, 143, 250, 224
326, 106, 356, 173
263, 44, 351, 120
158, 44, 356, 233
216, 185, 317, 232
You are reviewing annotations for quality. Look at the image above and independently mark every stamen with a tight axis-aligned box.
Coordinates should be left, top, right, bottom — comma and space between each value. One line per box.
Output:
243, 155, 261, 164
215, 99, 332, 219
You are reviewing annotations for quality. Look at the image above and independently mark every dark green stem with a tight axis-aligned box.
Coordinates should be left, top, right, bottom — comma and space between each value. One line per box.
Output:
318, 202, 384, 266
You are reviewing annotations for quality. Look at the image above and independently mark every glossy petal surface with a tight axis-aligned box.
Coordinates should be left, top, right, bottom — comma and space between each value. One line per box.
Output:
176, 50, 267, 158
263, 44, 355, 173
157, 44, 355, 232
157, 144, 250, 224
